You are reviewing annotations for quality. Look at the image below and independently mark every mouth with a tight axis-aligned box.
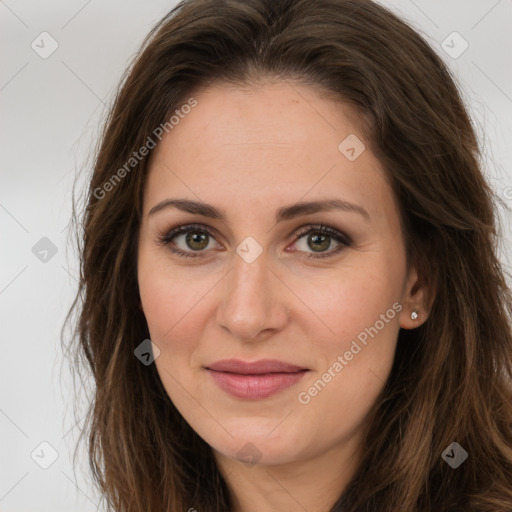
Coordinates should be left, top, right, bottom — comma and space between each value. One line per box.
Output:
204, 359, 309, 400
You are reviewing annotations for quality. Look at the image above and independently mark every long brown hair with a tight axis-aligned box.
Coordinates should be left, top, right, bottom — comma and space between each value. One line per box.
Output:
63, 0, 512, 510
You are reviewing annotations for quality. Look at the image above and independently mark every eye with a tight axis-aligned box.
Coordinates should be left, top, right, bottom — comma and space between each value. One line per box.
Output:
289, 224, 352, 259
156, 223, 219, 258
156, 223, 352, 259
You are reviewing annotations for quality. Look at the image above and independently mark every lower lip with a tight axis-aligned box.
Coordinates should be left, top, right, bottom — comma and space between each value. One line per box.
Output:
207, 369, 308, 400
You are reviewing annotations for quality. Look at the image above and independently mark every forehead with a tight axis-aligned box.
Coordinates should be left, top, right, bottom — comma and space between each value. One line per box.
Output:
143, 81, 393, 222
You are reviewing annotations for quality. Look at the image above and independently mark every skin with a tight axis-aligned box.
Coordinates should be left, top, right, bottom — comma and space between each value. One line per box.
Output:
137, 80, 431, 512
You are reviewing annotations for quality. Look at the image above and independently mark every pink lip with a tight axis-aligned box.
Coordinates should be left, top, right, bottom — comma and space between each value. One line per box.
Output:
205, 359, 309, 400
206, 358, 307, 374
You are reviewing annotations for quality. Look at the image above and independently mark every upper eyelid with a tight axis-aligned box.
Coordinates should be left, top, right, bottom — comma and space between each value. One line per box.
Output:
161, 222, 350, 247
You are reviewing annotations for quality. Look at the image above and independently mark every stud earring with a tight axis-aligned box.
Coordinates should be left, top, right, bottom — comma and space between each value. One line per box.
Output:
411, 310, 419, 320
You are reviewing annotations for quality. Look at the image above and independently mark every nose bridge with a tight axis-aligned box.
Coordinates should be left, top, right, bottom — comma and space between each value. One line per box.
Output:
230, 249, 268, 299
216, 248, 288, 339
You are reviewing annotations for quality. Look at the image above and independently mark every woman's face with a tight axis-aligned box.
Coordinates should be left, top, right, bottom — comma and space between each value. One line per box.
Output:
137, 80, 424, 468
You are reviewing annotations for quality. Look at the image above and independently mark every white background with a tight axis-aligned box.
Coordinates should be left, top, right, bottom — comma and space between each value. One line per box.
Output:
1, 1, 511, 510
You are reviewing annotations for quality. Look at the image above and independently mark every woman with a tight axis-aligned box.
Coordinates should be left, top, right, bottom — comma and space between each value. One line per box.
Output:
64, 0, 512, 510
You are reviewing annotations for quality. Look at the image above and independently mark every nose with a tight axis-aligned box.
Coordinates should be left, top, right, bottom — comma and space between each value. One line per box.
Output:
215, 251, 289, 342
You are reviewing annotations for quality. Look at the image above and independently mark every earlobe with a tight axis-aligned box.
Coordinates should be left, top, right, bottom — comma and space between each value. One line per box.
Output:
399, 307, 424, 329
399, 266, 435, 330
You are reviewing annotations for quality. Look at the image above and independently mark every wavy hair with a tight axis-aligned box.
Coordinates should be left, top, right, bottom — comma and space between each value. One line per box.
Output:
63, 0, 512, 510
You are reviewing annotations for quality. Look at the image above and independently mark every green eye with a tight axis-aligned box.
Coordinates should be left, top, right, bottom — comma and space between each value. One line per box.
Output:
157, 223, 351, 259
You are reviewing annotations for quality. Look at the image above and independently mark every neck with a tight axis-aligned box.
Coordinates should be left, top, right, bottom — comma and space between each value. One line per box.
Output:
213, 434, 362, 512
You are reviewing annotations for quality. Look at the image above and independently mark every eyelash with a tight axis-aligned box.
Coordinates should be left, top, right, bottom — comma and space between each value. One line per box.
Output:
155, 223, 352, 260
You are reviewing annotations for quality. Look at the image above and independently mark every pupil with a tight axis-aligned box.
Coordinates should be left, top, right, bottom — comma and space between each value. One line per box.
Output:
310, 234, 330, 252
187, 232, 208, 250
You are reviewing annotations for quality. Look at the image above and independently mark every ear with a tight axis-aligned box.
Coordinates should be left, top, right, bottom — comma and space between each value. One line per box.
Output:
398, 265, 436, 330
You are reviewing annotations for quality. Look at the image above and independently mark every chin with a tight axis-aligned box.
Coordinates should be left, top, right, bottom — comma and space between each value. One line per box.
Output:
202, 421, 307, 466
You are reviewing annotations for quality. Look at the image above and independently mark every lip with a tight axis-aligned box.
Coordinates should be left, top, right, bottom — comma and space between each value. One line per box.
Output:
205, 359, 309, 400
206, 358, 307, 374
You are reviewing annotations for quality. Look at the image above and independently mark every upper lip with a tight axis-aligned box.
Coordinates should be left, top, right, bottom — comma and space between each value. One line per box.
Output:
206, 359, 308, 374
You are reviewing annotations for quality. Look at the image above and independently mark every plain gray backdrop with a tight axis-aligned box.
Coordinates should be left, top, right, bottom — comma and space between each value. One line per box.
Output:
1, 0, 512, 510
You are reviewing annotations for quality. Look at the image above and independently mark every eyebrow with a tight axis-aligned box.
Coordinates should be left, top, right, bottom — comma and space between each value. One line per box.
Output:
148, 198, 370, 223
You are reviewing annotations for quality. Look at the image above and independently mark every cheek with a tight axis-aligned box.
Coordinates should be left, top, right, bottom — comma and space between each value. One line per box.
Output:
290, 258, 402, 404
137, 251, 211, 354
289, 258, 403, 347
294, 286, 400, 449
